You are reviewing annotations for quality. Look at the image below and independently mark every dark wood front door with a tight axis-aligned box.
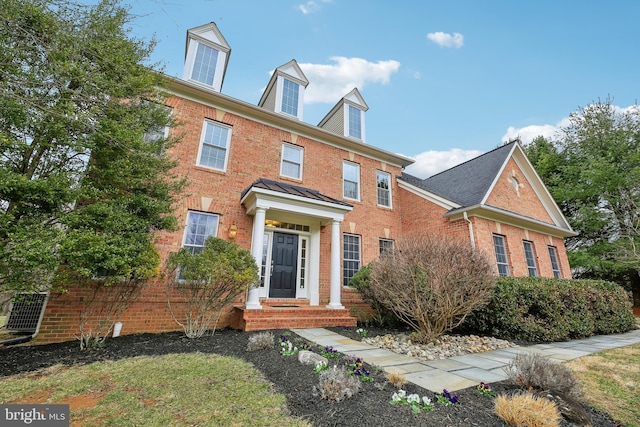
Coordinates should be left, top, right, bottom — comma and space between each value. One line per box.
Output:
269, 232, 298, 298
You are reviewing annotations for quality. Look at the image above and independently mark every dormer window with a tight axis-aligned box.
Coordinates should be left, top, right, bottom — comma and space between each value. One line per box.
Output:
191, 43, 219, 86
182, 23, 231, 92
348, 105, 362, 139
258, 60, 308, 120
281, 79, 300, 116
319, 88, 368, 142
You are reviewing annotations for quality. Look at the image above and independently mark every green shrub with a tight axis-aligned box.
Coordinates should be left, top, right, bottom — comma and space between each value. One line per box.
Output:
166, 237, 258, 338
463, 277, 635, 342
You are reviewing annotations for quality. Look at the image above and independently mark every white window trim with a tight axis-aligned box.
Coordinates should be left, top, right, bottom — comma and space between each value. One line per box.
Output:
343, 104, 365, 142
183, 38, 227, 92
523, 240, 538, 277
280, 143, 304, 180
275, 76, 304, 120
376, 170, 392, 208
493, 234, 510, 277
196, 120, 232, 172
343, 233, 361, 287
181, 211, 220, 251
343, 160, 360, 201
379, 238, 394, 256
548, 246, 562, 279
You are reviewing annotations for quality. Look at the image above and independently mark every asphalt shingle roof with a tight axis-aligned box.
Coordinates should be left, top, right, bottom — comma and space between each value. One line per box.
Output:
400, 142, 515, 206
241, 178, 352, 207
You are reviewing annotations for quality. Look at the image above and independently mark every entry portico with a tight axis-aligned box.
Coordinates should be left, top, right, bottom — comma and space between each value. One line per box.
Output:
240, 179, 353, 310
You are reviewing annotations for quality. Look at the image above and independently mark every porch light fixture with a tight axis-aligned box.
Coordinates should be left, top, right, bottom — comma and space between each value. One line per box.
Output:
228, 224, 238, 239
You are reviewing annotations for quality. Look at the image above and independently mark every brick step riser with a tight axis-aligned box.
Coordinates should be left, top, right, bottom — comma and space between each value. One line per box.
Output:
243, 317, 357, 331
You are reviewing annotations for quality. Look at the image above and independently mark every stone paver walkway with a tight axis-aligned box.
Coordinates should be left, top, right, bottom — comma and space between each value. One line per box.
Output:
293, 327, 640, 392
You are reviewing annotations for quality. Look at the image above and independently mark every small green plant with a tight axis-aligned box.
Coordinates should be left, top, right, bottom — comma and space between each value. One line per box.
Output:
279, 335, 298, 356
346, 356, 374, 382
435, 389, 459, 405
313, 361, 328, 374
317, 366, 362, 402
320, 345, 340, 359
390, 389, 434, 413
356, 328, 368, 338
246, 331, 274, 352
476, 382, 495, 397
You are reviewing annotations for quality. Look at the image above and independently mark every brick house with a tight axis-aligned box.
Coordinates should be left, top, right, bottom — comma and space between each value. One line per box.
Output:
34, 22, 576, 343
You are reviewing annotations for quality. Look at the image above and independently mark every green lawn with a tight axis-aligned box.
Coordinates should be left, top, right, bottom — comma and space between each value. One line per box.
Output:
0, 353, 310, 427
566, 343, 640, 427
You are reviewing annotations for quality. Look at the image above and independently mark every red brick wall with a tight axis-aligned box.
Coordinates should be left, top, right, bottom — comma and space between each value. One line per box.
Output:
36, 94, 404, 343
398, 174, 572, 279
472, 219, 571, 278
485, 158, 554, 223
398, 188, 471, 241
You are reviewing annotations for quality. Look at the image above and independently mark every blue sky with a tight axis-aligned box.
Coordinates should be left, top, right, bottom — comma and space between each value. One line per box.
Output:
126, 0, 639, 178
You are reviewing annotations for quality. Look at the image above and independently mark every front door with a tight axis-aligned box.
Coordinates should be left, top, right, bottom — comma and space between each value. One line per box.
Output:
269, 232, 298, 298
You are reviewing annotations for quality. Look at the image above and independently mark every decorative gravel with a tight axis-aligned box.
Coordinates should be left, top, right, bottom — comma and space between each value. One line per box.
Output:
363, 333, 515, 360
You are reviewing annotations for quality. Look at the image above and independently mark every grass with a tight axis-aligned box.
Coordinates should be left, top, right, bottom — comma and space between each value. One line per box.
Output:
565, 343, 640, 427
0, 353, 310, 427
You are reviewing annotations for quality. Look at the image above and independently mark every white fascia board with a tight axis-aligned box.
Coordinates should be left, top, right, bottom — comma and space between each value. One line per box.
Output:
241, 187, 352, 221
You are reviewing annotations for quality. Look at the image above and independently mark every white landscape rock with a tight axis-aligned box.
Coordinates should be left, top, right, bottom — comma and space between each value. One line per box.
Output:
298, 350, 328, 366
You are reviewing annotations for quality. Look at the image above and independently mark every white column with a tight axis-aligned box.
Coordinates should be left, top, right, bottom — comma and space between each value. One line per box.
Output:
327, 220, 344, 309
246, 207, 266, 309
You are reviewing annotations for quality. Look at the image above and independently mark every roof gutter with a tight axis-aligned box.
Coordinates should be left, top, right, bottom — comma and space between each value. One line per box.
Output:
445, 204, 578, 238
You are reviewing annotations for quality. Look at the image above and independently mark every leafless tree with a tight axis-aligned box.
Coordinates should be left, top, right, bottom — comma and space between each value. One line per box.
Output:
369, 234, 496, 342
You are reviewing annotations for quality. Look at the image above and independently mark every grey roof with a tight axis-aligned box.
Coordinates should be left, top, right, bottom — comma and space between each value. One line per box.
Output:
400, 142, 515, 206
241, 178, 352, 207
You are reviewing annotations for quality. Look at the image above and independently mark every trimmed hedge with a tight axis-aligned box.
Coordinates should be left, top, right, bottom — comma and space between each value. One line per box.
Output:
462, 277, 635, 342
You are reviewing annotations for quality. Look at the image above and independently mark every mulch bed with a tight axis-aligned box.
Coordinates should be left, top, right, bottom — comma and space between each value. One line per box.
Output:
0, 327, 622, 427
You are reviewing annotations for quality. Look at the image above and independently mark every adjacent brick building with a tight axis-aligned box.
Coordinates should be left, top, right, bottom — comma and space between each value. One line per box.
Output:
34, 22, 576, 343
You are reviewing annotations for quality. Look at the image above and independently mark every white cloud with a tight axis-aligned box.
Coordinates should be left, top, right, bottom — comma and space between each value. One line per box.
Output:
403, 148, 484, 179
298, 0, 332, 14
503, 104, 639, 146
427, 32, 464, 48
501, 124, 559, 145
298, 57, 400, 103
501, 115, 572, 145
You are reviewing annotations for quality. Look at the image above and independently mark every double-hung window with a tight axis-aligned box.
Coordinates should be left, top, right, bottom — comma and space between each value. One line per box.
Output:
523, 241, 538, 276
343, 234, 361, 286
379, 238, 394, 256
191, 43, 219, 86
548, 246, 562, 278
343, 161, 360, 200
197, 120, 231, 171
348, 105, 362, 139
493, 234, 510, 276
281, 79, 299, 116
182, 211, 219, 254
281, 143, 303, 179
376, 171, 391, 207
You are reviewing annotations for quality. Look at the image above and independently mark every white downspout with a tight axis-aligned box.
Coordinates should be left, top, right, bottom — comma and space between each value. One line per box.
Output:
463, 212, 476, 250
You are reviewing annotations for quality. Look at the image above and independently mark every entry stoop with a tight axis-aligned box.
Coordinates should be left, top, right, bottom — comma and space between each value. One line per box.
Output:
232, 299, 357, 331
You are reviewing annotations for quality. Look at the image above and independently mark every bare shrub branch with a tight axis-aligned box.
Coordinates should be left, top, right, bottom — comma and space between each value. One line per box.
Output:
369, 233, 496, 342
78, 278, 144, 350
